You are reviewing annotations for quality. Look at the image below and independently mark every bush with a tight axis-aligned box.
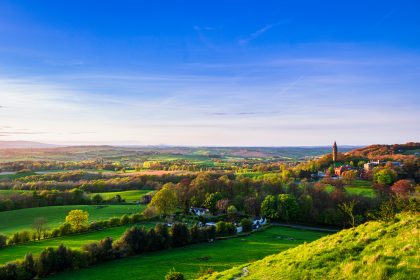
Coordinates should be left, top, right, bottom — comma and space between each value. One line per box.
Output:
114, 226, 147, 256
165, 270, 185, 280
108, 217, 121, 227
241, 218, 253, 232
154, 223, 171, 249
120, 214, 130, 225
0, 234, 8, 247
215, 221, 236, 237
170, 223, 190, 247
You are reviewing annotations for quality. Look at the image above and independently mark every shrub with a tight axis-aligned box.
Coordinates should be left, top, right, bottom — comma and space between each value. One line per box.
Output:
114, 226, 147, 256
0, 234, 8, 247
215, 221, 236, 237
108, 217, 121, 227
170, 223, 190, 247
241, 218, 253, 232
129, 213, 142, 223
165, 269, 185, 280
154, 223, 171, 249
120, 214, 130, 225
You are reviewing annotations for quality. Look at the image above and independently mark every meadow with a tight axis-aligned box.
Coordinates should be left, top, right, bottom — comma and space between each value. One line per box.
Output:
0, 221, 156, 264
88, 190, 153, 202
323, 180, 375, 198
0, 189, 30, 196
48, 226, 327, 280
0, 204, 145, 235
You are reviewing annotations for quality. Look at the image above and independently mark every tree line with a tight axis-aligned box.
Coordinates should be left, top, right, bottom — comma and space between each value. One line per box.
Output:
0, 222, 217, 280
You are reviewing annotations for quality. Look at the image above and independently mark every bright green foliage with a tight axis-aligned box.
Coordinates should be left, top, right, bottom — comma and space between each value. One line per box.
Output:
165, 270, 185, 280
374, 168, 397, 185
277, 194, 299, 223
260, 195, 278, 219
149, 183, 178, 216
203, 192, 223, 213
66, 210, 89, 230
202, 213, 420, 280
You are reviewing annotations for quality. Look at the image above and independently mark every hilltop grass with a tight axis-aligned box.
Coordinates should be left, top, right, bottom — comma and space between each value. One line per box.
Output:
48, 226, 327, 280
88, 190, 153, 203
202, 213, 420, 280
0, 204, 145, 235
0, 221, 156, 265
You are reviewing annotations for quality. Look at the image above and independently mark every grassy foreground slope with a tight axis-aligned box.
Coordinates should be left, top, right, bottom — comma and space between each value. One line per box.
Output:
203, 214, 419, 280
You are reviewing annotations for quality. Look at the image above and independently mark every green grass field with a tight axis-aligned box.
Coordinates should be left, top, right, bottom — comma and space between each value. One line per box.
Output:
0, 189, 31, 197
0, 222, 156, 264
48, 226, 327, 280
88, 190, 153, 202
0, 171, 35, 180
323, 180, 375, 198
0, 204, 145, 235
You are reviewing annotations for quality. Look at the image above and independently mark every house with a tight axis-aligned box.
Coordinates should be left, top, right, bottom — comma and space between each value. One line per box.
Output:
253, 217, 267, 229
204, 222, 216, 227
317, 171, 326, 178
364, 161, 403, 172
236, 226, 243, 233
190, 207, 209, 216
364, 161, 380, 172
334, 165, 352, 176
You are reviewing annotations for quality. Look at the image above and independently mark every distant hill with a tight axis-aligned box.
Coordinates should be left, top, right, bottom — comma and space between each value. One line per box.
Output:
202, 213, 419, 280
0, 141, 57, 149
346, 142, 420, 160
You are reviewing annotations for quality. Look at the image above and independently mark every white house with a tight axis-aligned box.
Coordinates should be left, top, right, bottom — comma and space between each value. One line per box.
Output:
253, 217, 267, 229
190, 207, 209, 216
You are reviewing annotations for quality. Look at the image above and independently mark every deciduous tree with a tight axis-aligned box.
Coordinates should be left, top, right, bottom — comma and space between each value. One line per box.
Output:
149, 183, 178, 216
65, 209, 89, 231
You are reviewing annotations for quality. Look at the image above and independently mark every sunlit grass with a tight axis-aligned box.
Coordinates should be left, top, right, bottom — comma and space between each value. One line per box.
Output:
0, 204, 145, 235
48, 226, 327, 280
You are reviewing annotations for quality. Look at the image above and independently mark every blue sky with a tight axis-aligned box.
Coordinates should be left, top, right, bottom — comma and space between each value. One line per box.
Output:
0, 0, 419, 146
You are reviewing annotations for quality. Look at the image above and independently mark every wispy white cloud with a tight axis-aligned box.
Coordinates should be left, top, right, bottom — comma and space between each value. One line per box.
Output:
238, 20, 289, 46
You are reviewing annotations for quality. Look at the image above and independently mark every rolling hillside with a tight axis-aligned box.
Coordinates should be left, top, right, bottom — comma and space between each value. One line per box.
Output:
202, 213, 419, 280
346, 142, 420, 160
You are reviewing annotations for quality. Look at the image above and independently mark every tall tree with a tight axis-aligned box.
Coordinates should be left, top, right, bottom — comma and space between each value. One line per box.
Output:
32, 217, 48, 240
65, 210, 89, 231
149, 183, 178, 216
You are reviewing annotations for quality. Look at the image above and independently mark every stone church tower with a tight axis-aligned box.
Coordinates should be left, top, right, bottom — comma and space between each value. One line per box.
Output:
332, 141, 338, 163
